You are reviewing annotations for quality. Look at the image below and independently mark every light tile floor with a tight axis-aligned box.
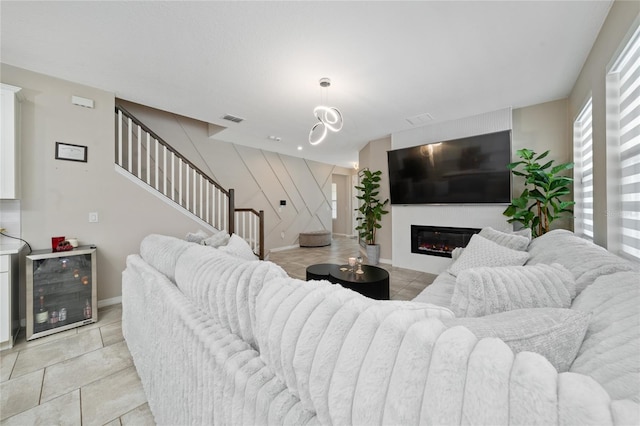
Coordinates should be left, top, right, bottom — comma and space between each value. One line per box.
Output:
268, 235, 437, 300
0, 235, 435, 424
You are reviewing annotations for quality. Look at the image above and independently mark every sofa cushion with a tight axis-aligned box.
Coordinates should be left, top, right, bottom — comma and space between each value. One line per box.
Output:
448, 234, 529, 277
526, 229, 636, 296
478, 227, 530, 251
444, 308, 590, 372
412, 272, 456, 309
139, 234, 193, 283
174, 243, 286, 350
570, 270, 640, 402
451, 263, 575, 317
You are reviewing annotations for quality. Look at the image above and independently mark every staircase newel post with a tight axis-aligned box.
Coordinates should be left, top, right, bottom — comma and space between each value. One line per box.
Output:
228, 188, 235, 234
259, 210, 265, 260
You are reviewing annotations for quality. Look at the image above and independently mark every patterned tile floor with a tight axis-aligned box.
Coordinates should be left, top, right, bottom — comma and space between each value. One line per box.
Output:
0, 235, 435, 424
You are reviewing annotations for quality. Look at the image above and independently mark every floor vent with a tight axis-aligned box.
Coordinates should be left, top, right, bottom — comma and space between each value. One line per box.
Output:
222, 114, 244, 123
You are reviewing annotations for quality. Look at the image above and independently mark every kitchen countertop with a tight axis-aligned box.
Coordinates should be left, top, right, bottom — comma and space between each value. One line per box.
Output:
0, 241, 26, 255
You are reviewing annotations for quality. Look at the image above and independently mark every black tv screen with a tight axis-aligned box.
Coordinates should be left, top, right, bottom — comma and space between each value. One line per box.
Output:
387, 130, 512, 204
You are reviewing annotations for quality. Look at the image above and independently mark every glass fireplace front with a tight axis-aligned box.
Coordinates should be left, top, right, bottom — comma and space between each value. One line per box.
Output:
411, 225, 481, 258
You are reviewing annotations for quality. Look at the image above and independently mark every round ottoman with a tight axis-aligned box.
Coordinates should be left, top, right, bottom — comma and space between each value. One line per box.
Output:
299, 230, 331, 247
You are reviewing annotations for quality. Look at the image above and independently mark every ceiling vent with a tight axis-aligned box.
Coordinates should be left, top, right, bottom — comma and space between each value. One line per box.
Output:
406, 112, 433, 126
222, 114, 244, 123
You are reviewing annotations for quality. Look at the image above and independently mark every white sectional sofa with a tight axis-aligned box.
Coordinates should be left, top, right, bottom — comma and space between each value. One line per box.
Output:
122, 230, 639, 425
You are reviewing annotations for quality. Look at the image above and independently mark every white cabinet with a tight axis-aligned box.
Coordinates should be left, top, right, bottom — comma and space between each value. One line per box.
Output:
0, 246, 22, 350
1, 84, 22, 199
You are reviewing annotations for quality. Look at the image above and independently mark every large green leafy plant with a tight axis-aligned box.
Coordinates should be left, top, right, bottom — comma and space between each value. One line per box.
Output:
355, 168, 389, 245
503, 148, 575, 237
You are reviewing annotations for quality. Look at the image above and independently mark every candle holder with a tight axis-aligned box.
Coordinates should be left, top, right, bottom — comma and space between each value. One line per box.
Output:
356, 255, 364, 274
348, 257, 356, 272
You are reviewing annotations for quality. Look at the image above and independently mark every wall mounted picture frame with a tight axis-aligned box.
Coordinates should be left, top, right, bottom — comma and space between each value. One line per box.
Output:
55, 142, 87, 162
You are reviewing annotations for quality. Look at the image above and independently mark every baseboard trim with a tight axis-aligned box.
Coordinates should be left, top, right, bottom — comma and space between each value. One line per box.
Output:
98, 296, 122, 308
270, 244, 300, 253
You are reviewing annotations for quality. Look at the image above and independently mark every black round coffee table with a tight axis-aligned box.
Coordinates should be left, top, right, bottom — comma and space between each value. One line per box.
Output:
305, 263, 390, 300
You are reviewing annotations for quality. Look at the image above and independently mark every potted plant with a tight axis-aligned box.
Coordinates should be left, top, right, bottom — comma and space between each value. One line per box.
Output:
503, 148, 575, 237
355, 168, 389, 264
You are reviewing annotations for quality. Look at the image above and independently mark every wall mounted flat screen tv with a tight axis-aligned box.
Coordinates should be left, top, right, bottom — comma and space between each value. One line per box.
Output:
387, 130, 512, 205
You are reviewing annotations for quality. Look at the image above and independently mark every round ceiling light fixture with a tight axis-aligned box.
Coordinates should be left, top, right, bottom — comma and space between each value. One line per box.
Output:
309, 78, 343, 145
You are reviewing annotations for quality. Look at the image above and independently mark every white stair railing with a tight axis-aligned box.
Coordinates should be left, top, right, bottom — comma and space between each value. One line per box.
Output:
115, 105, 265, 259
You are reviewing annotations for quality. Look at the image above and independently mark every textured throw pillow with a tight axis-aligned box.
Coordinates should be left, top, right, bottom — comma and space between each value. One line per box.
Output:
185, 229, 209, 244
448, 234, 529, 277
451, 263, 576, 317
443, 308, 591, 372
512, 227, 532, 241
478, 227, 530, 251
202, 231, 230, 248
451, 247, 464, 261
219, 234, 258, 261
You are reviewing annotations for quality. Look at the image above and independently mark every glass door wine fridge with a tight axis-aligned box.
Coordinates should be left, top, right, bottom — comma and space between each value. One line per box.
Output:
26, 246, 97, 340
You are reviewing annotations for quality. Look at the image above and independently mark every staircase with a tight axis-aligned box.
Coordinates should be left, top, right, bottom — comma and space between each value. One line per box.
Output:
114, 105, 264, 259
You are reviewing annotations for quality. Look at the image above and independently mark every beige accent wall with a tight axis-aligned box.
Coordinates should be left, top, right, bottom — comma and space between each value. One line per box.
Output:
569, 0, 639, 247
512, 98, 571, 232
1, 64, 346, 312
357, 136, 392, 262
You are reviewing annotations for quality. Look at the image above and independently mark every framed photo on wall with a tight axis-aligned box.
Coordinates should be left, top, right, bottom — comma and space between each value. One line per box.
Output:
55, 142, 87, 162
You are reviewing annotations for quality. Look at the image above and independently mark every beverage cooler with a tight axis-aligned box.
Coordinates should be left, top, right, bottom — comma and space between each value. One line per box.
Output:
26, 246, 97, 340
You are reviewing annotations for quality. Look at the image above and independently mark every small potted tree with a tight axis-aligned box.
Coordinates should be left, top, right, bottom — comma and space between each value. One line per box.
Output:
355, 168, 389, 265
503, 148, 575, 237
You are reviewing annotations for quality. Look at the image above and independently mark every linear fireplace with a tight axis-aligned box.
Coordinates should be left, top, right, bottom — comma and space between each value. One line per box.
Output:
411, 225, 481, 258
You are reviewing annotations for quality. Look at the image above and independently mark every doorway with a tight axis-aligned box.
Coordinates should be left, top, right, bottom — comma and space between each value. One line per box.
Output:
331, 174, 350, 236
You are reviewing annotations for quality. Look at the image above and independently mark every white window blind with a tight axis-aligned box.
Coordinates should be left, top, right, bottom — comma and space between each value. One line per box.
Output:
608, 23, 640, 260
574, 98, 594, 240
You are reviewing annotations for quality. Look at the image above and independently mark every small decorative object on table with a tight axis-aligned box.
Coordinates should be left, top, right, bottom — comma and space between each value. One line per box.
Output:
348, 257, 356, 272
356, 256, 364, 274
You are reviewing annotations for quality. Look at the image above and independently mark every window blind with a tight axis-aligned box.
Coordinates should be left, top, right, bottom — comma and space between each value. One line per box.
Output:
574, 98, 594, 240
609, 25, 639, 260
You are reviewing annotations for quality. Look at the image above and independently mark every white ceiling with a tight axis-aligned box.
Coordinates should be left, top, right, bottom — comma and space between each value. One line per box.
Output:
1, 1, 612, 168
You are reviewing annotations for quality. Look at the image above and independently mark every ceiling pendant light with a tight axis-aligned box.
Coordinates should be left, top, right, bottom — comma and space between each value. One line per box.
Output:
309, 78, 343, 145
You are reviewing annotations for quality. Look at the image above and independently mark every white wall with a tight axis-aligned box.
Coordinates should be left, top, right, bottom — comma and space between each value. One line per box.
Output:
389, 108, 512, 273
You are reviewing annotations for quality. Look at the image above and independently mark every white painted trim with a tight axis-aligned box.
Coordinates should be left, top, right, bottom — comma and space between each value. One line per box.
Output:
269, 244, 300, 253
332, 233, 358, 238
115, 164, 218, 232
98, 296, 122, 308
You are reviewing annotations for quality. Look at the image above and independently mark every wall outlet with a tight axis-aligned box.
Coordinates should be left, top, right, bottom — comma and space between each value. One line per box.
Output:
88, 212, 99, 223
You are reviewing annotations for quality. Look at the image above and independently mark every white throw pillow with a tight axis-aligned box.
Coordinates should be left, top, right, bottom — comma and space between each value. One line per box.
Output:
478, 227, 530, 251
202, 231, 230, 248
443, 308, 591, 372
185, 229, 209, 244
451, 263, 576, 317
512, 227, 532, 241
219, 234, 258, 261
451, 247, 464, 261
448, 234, 529, 277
